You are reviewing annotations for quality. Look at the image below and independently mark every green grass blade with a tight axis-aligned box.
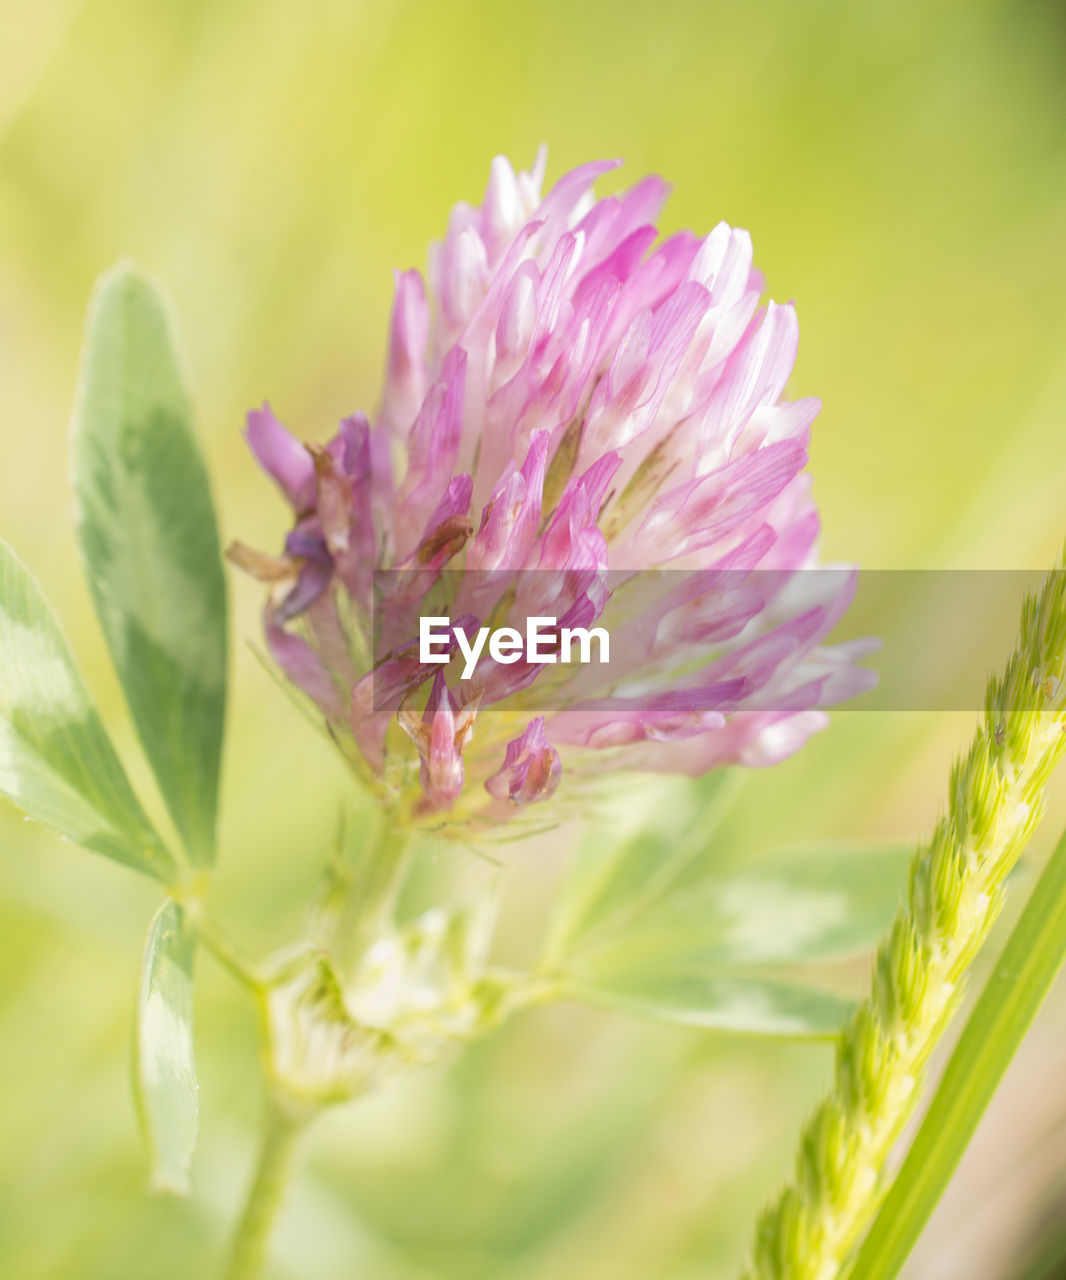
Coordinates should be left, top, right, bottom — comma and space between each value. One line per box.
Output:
845, 825, 1066, 1280
72, 263, 228, 866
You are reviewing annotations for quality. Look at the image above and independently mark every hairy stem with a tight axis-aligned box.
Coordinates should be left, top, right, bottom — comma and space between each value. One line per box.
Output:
223, 1098, 307, 1280
741, 560, 1066, 1280
312, 815, 414, 972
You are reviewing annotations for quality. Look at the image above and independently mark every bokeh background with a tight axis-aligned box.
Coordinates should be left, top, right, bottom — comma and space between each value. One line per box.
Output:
2, 1, 1066, 1277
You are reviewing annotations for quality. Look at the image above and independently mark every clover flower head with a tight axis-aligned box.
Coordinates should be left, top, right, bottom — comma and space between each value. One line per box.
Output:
237, 150, 873, 824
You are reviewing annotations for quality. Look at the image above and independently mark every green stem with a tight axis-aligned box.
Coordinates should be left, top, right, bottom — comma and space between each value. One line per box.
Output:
223, 1099, 307, 1280
314, 817, 414, 970
195, 910, 264, 990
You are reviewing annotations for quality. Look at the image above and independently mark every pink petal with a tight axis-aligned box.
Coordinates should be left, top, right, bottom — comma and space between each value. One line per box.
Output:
246, 403, 315, 510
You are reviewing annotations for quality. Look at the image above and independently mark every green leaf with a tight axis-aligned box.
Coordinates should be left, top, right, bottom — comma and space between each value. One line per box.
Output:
0, 539, 174, 880
550, 840, 909, 1039
563, 972, 855, 1038
843, 825, 1066, 1280
569, 844, 911, 974
134, 899, 199, 1194
72, 263, 227, 865
543, 772, 743, 964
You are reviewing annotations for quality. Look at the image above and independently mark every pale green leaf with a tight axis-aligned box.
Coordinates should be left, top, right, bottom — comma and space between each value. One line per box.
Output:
570, 845, 911, 974
844, 826, 1066, 1280
72, 263, 227, 865
563, 972, 854, 1038
134, 899, 199, 1194
0, 539, 174, 880
543, 772, 742, 964
551, 843, 908, 1038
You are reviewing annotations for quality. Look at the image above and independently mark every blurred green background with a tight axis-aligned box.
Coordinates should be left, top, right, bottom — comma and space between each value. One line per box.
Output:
2, 1, 1066, 1277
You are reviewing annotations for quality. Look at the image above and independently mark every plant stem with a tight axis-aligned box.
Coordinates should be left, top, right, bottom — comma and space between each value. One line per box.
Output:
223, 1098, 307, 1280
195, 910, 264, 990
314, 816, 414, 970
